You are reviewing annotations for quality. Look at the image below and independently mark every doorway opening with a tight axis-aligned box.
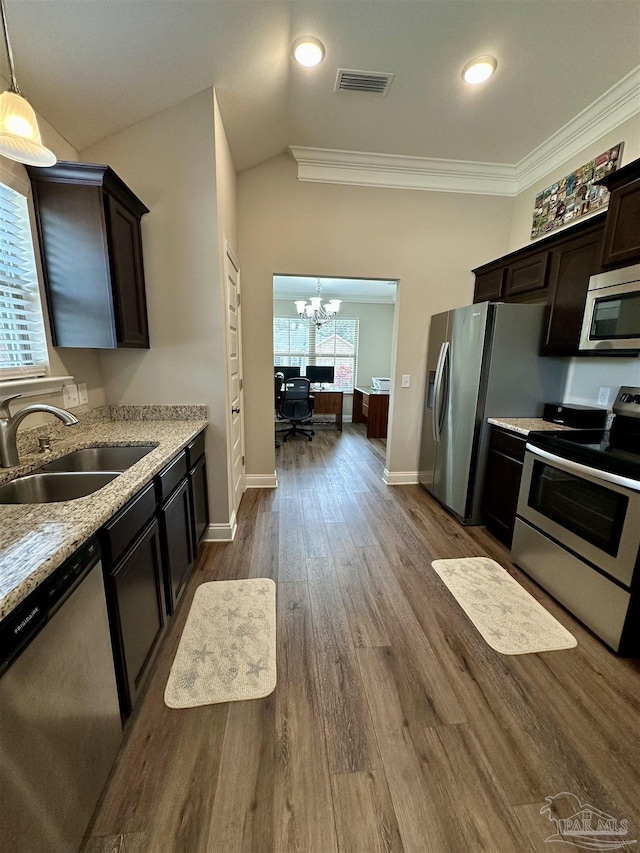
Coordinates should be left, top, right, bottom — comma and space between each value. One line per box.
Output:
273, 274, 399, 474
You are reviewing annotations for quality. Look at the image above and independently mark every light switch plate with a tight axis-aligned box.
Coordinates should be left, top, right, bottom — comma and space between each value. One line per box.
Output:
62, 383, 79, 408
402, 374, 411, 388
77, 383, 88, 405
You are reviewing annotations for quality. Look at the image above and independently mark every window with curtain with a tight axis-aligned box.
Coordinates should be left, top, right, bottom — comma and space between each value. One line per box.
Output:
0, 181, 48, 379
274, 316, 359, 392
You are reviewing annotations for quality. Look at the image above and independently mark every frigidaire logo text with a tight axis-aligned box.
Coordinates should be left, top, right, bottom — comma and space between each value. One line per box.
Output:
13, 607, 40, 634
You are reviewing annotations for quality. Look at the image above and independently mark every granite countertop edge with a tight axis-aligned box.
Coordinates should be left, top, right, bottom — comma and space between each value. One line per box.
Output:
487, 417, 577, 436
0, 415, 208, 620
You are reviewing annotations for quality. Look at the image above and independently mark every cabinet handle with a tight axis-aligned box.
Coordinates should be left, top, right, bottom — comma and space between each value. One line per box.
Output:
231, 407, 240, 414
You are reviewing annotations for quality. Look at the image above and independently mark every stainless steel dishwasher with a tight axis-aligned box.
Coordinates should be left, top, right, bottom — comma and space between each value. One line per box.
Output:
0, 538, 122, 852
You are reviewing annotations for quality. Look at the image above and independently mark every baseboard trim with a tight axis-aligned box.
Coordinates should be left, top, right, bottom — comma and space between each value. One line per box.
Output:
245, 473, 278, 488
203, 513, 237, 542
383, 469, 419, 485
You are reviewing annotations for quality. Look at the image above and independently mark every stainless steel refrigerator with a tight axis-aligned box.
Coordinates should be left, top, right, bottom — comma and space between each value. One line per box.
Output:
418, 302, 567, 524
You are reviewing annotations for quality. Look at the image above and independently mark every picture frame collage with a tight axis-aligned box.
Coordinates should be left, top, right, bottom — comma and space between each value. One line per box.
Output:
531, 142, 624, 239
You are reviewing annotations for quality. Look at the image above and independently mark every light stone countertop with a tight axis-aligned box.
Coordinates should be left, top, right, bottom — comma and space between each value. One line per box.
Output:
0, 408, 208, 620
487, 417, 577, 436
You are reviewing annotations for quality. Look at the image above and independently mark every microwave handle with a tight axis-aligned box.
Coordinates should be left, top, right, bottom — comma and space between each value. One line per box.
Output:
525, 444, 640, 492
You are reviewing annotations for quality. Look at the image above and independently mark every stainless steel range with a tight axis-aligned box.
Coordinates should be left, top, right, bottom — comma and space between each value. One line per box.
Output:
512, 385, 640, 654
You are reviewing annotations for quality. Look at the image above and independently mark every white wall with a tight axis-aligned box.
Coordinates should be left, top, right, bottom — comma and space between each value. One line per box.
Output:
239, 153, 513, 480
82, 88, 234, 525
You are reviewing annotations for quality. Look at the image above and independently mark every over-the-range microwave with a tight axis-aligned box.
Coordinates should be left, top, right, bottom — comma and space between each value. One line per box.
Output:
580, 263, 640, 352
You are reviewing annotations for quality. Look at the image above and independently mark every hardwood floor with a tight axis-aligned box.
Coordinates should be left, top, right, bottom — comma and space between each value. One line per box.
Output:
84, 425, 640, 853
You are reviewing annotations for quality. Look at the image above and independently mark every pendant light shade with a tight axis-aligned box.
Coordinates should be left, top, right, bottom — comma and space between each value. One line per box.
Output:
0, 90, 55, 166
0, 0, 56, 167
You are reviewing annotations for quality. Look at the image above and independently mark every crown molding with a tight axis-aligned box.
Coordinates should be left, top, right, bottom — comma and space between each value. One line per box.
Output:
514, 65, 640, 193
290, 146, 516, 196
290, 66, 640, 198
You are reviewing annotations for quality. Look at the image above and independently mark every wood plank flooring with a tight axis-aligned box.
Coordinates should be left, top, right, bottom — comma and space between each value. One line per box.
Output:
84, 425, 640, 853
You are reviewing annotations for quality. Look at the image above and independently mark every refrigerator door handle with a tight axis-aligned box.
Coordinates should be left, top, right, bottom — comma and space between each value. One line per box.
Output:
433, 340, 449, 443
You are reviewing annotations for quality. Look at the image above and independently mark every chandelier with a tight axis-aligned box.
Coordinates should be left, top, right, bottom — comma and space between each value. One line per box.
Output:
295, 279, 341, 328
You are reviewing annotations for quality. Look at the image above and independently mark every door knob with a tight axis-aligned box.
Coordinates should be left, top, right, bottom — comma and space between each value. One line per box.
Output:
231, 406, 240, 414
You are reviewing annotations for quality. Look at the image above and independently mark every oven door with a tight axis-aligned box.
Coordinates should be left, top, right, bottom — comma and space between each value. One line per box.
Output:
517, 445, 640, 588
580, 279, 640, 351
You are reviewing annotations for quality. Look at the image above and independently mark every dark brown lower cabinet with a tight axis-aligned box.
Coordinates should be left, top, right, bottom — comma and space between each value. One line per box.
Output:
106, 519, 166, 716
482, 428, 527, 546
188, 453, 209, 552
159, 479, 194, 614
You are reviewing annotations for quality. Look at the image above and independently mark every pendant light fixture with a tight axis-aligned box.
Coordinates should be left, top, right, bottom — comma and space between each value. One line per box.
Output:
0, 0, 55, 166
295, 279, 341, 329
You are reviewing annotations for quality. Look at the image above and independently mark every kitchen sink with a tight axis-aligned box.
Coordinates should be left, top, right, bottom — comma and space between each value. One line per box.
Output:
38, 445, 156, 473
0, 472, 120, 504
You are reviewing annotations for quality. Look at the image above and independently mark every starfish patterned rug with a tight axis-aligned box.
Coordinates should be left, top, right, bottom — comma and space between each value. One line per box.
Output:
431, 558, 577, 655
164, 578, 277, 708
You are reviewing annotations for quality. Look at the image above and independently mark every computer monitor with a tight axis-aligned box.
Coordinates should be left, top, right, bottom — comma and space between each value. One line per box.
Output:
274, 365, 300, 382
306, 365, 335, 385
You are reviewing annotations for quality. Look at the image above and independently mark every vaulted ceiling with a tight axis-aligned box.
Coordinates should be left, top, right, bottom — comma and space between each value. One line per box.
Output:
8, 1, 640, 173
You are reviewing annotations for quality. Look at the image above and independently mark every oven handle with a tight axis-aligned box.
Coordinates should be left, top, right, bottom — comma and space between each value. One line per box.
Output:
525, 443, 640, 492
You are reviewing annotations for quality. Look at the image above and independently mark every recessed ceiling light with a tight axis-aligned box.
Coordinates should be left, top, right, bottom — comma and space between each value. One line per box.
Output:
462, 55, 497, 85
292, 36, 325, 67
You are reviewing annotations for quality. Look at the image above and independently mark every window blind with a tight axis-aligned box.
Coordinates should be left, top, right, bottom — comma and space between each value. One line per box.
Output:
0, 182, 48, 379
274, 316, 359, 392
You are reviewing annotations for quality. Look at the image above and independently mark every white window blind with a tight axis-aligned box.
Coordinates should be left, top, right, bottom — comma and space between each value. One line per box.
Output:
0, 182, 48, 379
274, 316, 359, 392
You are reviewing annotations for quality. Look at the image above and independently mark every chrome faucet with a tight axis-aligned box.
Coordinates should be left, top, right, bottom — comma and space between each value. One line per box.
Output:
0, 394, 79, 468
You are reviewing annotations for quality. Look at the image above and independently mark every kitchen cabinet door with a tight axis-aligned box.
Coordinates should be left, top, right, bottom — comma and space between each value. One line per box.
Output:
596, 158, 640, 270
188, 453, 209, 553
482, 428, 527, 546
106, 193, 149, 347
27, 161, 150, 349
108, 518, 166, 716
159, 478, 194, 614
542, 225, 603, 354
503, 250, 550, 299
473, 267, 504, 303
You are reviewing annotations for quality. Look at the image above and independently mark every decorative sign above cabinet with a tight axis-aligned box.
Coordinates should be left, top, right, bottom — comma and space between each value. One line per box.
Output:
26, 162, 150, 350
530, 142, 623, 239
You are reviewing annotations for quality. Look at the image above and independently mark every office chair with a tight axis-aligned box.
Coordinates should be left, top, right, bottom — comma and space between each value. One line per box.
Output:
276, 377, 315, 442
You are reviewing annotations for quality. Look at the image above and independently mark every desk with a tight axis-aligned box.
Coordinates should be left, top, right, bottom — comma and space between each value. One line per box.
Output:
311, 390, 343, 431
353, 386, 389, 439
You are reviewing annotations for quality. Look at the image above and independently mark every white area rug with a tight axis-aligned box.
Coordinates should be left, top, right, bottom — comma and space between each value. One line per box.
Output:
165, 578, 277, 708
431, 557, 577, 655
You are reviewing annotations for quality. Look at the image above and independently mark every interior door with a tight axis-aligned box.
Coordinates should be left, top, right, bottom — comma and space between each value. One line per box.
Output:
225, 243, 245, 517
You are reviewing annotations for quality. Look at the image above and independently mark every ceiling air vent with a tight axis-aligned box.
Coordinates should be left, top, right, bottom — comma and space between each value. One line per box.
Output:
334, 69, 395, 96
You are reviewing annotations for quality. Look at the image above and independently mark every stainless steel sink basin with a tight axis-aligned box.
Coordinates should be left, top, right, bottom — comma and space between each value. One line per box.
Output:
0, 472, 120, 504
39, 445, 155, 473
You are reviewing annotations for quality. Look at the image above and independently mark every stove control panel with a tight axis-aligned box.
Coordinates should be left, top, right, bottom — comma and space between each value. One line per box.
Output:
613, 386, 640, 418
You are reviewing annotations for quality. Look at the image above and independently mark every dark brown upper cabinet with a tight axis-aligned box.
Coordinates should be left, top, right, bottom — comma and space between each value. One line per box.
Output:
503, 249, 550, 299
473, 267, 504, 302
541, 221, 604, 354
27, 162, 150, 349
596, 158, 640, 271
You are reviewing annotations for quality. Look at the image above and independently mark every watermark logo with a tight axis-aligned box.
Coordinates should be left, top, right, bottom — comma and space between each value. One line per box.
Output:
541, 792, 637, 850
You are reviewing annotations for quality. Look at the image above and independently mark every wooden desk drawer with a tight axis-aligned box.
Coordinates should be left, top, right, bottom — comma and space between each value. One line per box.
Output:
362, 402, 369, 417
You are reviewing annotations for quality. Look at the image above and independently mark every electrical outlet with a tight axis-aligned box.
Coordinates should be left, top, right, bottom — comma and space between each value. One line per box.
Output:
77, 383, 88, 405
402, 374, 411, 388
597, 386, 610, 407
62, 383, 79, 408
